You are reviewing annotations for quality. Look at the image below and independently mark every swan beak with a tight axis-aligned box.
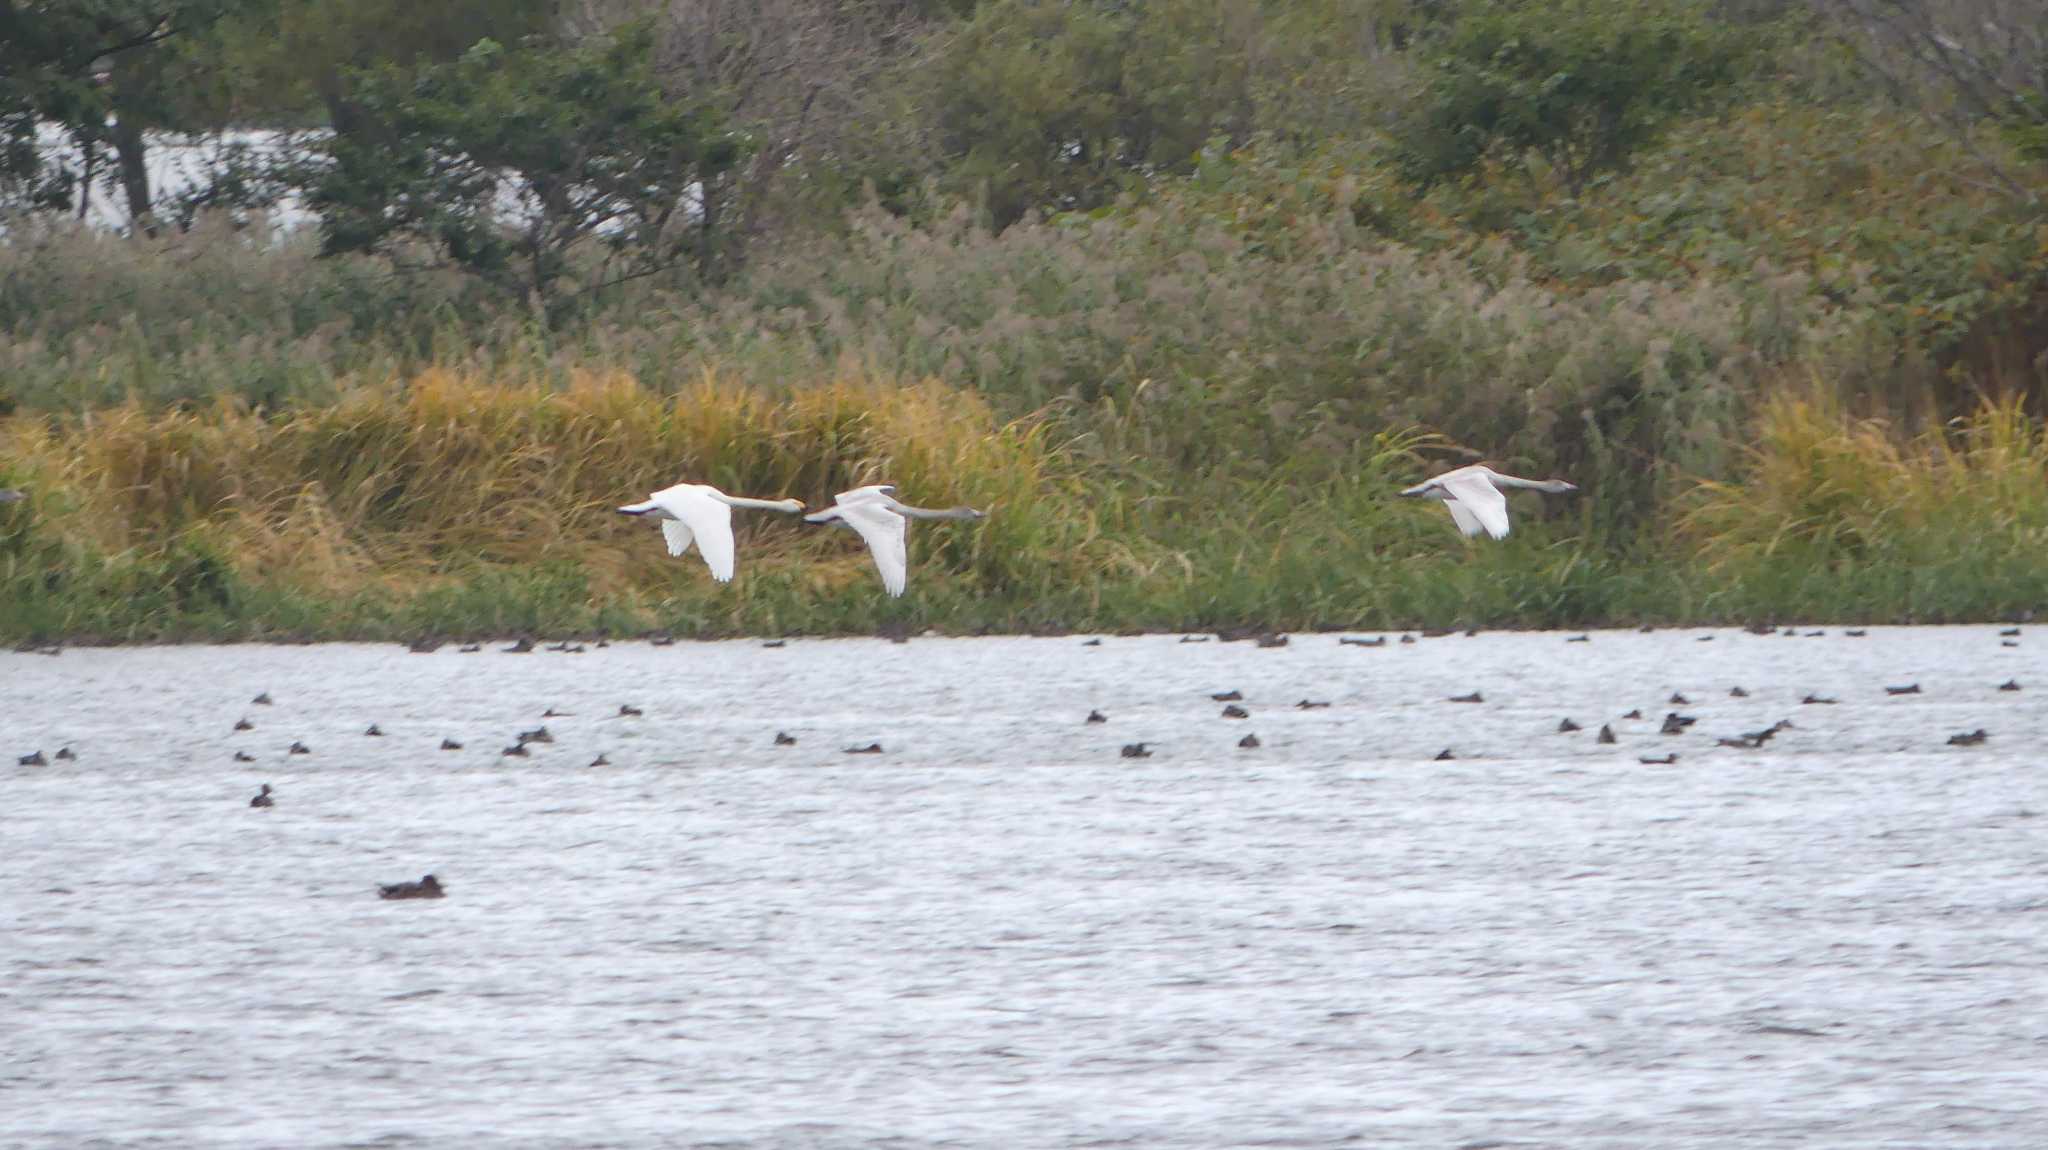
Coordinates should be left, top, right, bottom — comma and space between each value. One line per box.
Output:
790, 499, 807, 511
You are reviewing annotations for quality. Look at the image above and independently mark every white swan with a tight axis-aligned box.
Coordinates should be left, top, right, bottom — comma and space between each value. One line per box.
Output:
803, 484, 987, 596
1399, 464, 1577, 539
617, 483, 805, 582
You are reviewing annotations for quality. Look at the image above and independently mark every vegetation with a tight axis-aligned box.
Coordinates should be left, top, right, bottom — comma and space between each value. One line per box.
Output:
1, 0, 2045, 641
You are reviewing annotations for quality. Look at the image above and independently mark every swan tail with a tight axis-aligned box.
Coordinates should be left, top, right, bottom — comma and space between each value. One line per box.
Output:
618, 500, 659, 515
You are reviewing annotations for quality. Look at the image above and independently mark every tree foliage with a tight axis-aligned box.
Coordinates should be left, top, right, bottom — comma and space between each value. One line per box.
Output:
0, 0, 266, 221
309, 25, 745, 308
1394, 0, 1756, 193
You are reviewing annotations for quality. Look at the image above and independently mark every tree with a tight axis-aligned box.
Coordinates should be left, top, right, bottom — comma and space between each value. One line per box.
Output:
1821, 0, 2047, 200
0, 0, 265, 225
308, 25, 746, 310
1394, 0, 1754, 194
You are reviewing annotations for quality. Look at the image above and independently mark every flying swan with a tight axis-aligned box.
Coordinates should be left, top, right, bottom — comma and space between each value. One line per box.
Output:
1398, 464, 1577, 539
803, 484, 987, 596
617, 483, 806, 581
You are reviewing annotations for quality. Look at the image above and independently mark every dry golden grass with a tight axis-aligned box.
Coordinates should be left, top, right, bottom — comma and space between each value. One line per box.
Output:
1684, 388, 2048, 568
1, 367, 1084, 602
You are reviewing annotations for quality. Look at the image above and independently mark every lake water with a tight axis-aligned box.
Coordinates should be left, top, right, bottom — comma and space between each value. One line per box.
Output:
4, 628, 2045, 1147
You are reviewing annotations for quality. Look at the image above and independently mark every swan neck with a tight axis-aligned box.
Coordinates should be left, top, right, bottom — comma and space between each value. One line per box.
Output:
719, 495, 803, 511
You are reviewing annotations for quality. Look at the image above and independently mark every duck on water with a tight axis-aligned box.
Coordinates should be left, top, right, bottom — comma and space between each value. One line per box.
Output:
379, 875, 445, 900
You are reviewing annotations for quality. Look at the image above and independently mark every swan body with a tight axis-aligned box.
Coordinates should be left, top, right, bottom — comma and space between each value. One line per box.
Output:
1398, 465, 1577, 540
802, 485, 986, 597
618, 483, 805, 582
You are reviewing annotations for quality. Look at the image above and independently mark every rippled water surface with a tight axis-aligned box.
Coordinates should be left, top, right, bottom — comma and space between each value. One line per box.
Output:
5, 629, 2047, 1148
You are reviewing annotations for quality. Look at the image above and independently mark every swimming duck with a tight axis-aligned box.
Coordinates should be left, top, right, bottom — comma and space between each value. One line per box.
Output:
458, 644, 482, 653
18, 751, 46, 766
1621, 709, 1642, 720
1729, 686, 1750, 698
288, 741, 310, 755
502, 744, 529, 757
54, 747, 74, 761
542, 708, 570, 718
589, 754, 610, 767
650, 634, 676, 646
2000, 627, 2021, 637
1120, 743, 1152, 759
1255, 634, 1289, 649
1720, 719, 1794, 749
234, 718, 254, 732
1947, 729, 1989, 746
1081, 638, 1102, 647
1695, 635, 1714, 642
617, 704, 643, 717
2002, 640, 2019, 648
365, 724, 384, 737
1999, 679, 2021, 692
1668, 692, 1690, 705
252, 692, 273, 706
503, 639, 534, 653
1566, 634, 1590, 643
1238, 734, 1260, 749
1085, 710, 1108, 724
1296, 700, 1330, 710
1448, 692, 1483, 704
1399, 634, 1416, 644
250, 784, 274, 808
1660, 712, 1696, 735
379, 874, 445, 900
1221, 704, 1250, 719
1557, 718, 1581, 733
517, 726, 553, 744
1339, 636, 1386, 647
1211, 690, 1243, 702
1179, 635, 1211, 644
408, 637, 441, 653
774, 732, 797, 746
1433, 748, 1456, 761
233, 750, 255, 762
1885, 684, 1921, 696
846, 743, 884, 754
1596, 725, 1616, 744
762, 640, 787, 649
1639, 753, 1678, 765
1844, 629, 1868, 637
1801, 694, 1837, 705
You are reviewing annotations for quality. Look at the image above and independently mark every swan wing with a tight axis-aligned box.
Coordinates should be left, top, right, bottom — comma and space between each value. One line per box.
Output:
1440, 470, 1511, 539
650, 486, 738, 580
834, 498, 909, 596
834, 484, 897, 505
660, 518, 696, 557
1443, 499, 1486, 538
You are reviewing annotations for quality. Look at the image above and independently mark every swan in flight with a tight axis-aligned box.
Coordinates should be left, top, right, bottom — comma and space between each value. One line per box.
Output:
617, 483, 805, 582
803, 484, 986, 596
1399, 464, 1576, 539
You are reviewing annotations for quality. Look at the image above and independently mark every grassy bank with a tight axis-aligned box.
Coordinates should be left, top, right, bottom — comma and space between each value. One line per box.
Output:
3, 91, 2045, 641
2, 370, 2044, 642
